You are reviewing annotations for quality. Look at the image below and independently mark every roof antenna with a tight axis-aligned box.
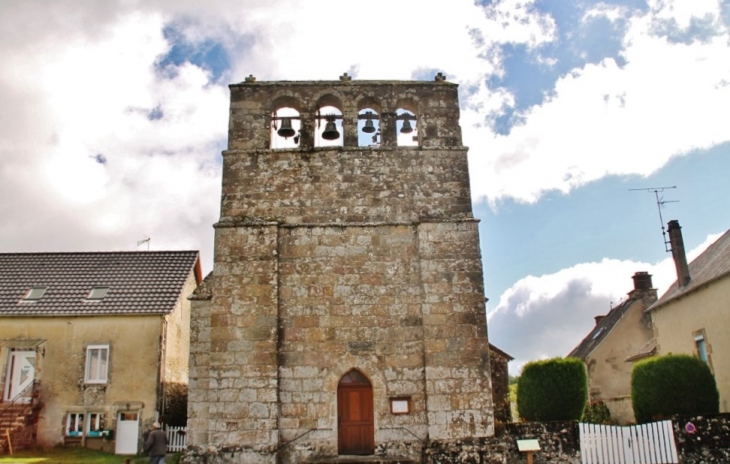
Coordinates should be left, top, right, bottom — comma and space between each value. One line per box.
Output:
136, 237, 151, 251
629, 186, 678, 252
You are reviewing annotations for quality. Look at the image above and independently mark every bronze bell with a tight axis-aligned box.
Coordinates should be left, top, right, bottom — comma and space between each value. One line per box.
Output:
321, 119, 340, 140
361, 112, 377, 134
362, 118, 376, 134
400, 118, 414, 134
276, 117, 296, 138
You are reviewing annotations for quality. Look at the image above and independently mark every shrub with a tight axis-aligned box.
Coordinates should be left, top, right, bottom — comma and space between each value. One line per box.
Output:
517, 357, 587, 421
582, 400, 614, 424
632, 354, 719, 423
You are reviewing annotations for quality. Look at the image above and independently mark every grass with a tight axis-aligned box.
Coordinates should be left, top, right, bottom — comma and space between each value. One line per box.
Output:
0, 447, 155, 464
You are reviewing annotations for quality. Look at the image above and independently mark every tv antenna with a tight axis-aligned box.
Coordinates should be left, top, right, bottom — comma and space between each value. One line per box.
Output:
629, 186, 678, 252
136, 237, 151, 251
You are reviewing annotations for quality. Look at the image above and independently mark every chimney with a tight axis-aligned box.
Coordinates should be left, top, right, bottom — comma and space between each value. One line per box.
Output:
594, 315, 605, 325
668, 220, 691, 287
632, 272, 653, 291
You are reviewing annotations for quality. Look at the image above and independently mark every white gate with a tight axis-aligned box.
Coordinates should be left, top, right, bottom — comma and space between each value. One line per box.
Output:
579, 421, 679, 464
165, 425, 187, 452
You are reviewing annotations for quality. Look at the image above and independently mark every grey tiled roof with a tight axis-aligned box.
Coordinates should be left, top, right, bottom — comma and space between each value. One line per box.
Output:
0, 251, 200, 316
568, 297, 635, 360
650, 228, 730, 311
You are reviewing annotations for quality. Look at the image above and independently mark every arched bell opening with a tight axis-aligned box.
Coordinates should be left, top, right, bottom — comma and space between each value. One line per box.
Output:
396, 109, 418, 147
357, 109, 380, 147
315, 105, 344, 148
337, 370, 374, 455
270, 107, 301, 149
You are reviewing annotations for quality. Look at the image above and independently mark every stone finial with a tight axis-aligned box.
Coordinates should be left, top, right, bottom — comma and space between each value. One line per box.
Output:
244, 74, 256, 83
434, 72, 446, 82
339, 73, 352, 81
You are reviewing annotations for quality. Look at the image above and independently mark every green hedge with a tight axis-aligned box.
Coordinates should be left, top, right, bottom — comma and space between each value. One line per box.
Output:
632, 354, 719, 423
517, 357, 587, 421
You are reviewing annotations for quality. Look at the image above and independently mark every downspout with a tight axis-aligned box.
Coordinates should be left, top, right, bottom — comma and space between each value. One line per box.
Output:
157, 316, 168, 422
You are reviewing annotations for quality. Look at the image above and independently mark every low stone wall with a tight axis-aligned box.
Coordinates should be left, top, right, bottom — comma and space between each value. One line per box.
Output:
181, 422, 582, 464
181, 415, 730, 463
424, 421, 580, 464
672, 413, 730, 463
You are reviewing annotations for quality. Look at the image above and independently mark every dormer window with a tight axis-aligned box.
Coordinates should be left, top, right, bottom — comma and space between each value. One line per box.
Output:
87, 287, 110, 300
22, 287, 47, 302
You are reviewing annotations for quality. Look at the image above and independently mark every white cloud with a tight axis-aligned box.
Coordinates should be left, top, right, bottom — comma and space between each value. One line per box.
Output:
487, 231, 722, 375
0, 0, 558, 273
468, 0, 730, 204
0, 8, 226, 269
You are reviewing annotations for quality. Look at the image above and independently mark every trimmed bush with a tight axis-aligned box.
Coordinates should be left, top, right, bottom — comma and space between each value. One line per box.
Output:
632, 354, 719, 423
517, 357, 587, 421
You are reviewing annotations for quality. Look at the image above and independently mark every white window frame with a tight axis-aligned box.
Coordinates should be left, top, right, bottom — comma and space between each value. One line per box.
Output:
85, 344, 109, 384
86, 412, 105, 436
66, 412, 84, 436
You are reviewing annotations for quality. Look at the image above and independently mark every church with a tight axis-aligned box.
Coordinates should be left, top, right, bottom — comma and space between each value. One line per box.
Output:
186, 74, 495, 463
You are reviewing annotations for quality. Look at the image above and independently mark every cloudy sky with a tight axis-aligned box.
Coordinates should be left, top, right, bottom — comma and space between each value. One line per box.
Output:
2, 0, 728, 374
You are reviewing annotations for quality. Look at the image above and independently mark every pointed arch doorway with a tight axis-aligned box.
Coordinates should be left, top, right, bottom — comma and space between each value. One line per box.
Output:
337, 370, 374, 455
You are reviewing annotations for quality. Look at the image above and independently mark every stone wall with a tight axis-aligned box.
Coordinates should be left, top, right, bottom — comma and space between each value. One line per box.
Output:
489, 348, 512, 424
221, 148, 472, 225
672, 413, 730, 463
425, 421, 581, 464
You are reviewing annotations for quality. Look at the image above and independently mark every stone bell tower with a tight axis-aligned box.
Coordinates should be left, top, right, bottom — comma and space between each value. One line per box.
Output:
186, 74, 494, 464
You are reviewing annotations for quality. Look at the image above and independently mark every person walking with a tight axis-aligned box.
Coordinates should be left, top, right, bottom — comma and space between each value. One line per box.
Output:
144, 422, 168, 464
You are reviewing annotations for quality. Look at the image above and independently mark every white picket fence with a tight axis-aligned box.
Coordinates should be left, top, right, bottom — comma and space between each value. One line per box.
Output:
579, 421, 678, 464
165, 425, 187, 452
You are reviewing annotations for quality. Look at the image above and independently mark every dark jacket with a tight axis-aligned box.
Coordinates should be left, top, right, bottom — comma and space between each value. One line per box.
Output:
145, 428, 167, 457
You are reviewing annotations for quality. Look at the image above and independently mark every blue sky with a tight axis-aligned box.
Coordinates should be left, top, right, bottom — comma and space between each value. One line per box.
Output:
1, 0, 728, 374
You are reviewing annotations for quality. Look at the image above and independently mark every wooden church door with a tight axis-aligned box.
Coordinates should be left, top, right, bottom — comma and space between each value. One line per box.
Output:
337, 370, 374, 455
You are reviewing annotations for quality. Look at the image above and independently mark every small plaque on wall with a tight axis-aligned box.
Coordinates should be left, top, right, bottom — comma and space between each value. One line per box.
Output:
390, 397, 410, 415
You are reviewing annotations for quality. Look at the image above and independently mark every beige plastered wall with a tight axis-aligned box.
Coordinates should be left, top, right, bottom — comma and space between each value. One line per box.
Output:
584, 299, 652, 424
163, 272, 196, 385
652, 277, 730, 413
0, 315, 163, 447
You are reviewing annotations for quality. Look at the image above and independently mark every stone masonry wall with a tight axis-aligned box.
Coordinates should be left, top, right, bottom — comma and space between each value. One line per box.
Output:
277, 223, 426, 463
205, 224, 280, 463
489, 348, 512, 424
220, 147, 472, 224
419, 220, 493, 440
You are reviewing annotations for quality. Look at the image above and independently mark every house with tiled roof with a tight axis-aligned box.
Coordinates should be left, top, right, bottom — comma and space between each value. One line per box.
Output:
568, 272, 657, 424
647, 220, 730, 413
0, 251, 201, 454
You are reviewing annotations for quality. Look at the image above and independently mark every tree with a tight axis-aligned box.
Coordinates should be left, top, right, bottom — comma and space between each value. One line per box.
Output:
517, 357, 587, 421
632, 354, 719, 423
